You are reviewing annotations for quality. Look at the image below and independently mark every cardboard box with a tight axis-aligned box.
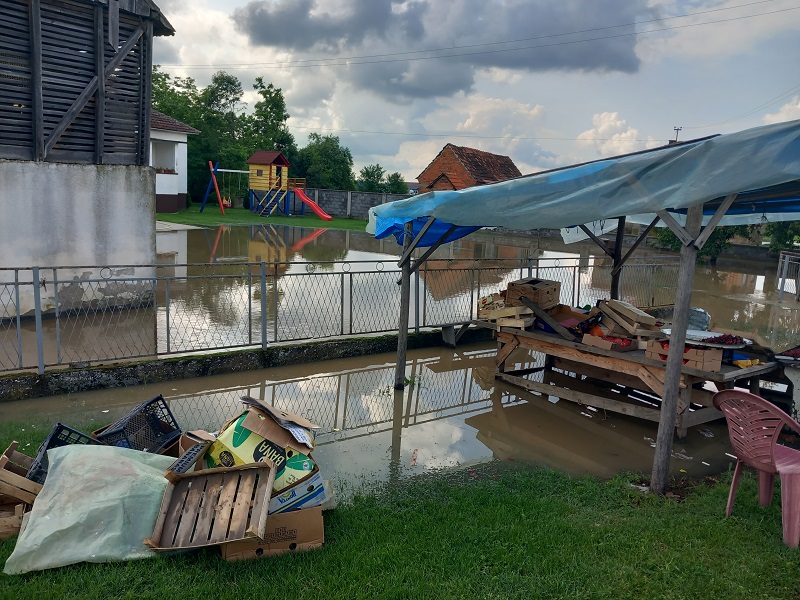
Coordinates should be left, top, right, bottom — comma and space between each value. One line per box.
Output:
645, 340, 722, 372
206, 402, 317, 492
221, 506, 324, 561
581, 333, 636, 352
505, 278, 561, 310
535, 304, 599, 335
268, 464, 329, 514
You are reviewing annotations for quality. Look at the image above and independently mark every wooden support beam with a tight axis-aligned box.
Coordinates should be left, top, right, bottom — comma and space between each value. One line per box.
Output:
140, 21, 153, 166
695, 194, 737, 251
520, 297, 579, 342
30, 0, 44, 160
656, 210, 694, 246
94, 5, 105, 164
409, 226, 458, 275
495, 334, 520, 366
398, 216, 435, 268
651, 203, 704, 494
612, 216, 660, 277
578, 224, 615, 258
44, 25, 144, 157
610, 217, 626, 299
394, 222, 413, 389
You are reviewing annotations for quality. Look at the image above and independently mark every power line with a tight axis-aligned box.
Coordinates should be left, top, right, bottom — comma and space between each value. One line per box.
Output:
684, 81, 800, 129
285, 124, 671, 143
163, 0, 780, 69
158, 3, 799, 71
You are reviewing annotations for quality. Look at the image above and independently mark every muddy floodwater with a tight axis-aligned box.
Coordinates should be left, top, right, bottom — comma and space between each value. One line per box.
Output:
3, 341, 740, 492
4, 225, 799, 490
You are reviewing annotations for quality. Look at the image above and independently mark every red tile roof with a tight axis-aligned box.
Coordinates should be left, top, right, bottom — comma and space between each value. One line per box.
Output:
150, 110, 200, 135
246, 151, 291, 167
446, 144, 521, 184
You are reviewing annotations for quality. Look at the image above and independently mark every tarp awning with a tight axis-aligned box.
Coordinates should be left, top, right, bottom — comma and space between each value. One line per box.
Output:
369, 120, 800, 246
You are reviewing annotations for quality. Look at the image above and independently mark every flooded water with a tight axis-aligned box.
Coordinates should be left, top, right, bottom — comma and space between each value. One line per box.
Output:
3, 225, 799, 491
3, 341, 738, 493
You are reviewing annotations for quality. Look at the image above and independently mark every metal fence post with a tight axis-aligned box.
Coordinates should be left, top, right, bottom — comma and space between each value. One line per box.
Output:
414, 268, 420, 333
340, 273, 345, 335
14, 270, 23, 369
527, 256, 534, 278
260, 262, 268, 349
53, 268, 61, 365
165, 278, 171, 354
32, 266, 45, 374
248, 269, 253, 345
273, 264, 279, 343
778, 253, 791, 302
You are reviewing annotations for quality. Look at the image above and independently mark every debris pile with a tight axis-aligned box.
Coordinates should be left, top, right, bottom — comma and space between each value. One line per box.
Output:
2, 394, 330, 573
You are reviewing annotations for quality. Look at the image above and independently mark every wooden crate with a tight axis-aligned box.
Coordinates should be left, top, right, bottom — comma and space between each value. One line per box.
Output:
505, 278, 560, 309
645, 341, 722, 372
145, 462, 275, 551
0, 504, 24, 541
0, 442, 41, 506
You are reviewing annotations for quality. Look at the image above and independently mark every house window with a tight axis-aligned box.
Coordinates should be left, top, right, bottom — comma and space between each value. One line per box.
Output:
257, 169, 263, 177
151, 141, 176, 174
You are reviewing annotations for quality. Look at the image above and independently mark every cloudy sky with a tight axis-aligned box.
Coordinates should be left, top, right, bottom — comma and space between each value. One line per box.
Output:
152, 0, 800, 180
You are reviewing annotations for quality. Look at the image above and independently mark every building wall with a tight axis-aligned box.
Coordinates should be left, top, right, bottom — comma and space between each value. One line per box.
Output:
417, 147, 476, 191
1, 160, 155, 266
151, 130, 189, 212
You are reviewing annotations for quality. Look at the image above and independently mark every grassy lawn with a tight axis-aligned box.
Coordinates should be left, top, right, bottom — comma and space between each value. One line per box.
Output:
157, 205, 369, 231
2, 423, 799, 598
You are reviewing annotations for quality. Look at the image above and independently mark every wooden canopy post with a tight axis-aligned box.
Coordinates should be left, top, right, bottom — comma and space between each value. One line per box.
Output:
610, 217, 626, 299
394, 222, 413, 389
650, 204, 704, 494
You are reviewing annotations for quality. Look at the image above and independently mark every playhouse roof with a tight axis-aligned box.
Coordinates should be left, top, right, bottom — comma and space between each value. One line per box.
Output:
370, 119, 800, 246
247, 151, 291, 167
151, 110, 200, 135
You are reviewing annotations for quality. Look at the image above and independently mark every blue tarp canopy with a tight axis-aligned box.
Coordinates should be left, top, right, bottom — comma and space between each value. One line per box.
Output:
369, 120, 800, 246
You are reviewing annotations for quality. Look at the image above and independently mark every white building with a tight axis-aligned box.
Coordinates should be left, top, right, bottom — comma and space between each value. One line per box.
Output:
150, 111, 200, 213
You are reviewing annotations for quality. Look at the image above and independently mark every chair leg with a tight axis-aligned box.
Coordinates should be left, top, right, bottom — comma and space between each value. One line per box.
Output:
726, 461, 744, 517
758, 471, 776, 507
780, 472, 800, 549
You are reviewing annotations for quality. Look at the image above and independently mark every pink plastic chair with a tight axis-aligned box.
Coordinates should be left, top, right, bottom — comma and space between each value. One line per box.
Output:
713, 390, 800, 548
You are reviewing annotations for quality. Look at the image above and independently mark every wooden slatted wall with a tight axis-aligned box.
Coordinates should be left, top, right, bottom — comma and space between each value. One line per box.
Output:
0, 0, 34, 160
0, 0, 158, 166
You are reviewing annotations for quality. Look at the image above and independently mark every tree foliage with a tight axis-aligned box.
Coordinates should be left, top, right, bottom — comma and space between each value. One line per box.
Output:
764, 222, 800, 252
356, 164, 408, 193
295, 134, 356, 190
653, 225, 752, 264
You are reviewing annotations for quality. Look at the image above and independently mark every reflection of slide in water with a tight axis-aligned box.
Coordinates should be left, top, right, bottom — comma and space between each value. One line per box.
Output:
295, 188, 333, 221
291, 228, 327, 253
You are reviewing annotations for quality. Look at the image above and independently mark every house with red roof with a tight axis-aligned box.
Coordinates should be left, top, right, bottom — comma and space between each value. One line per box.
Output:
417, 144, 521, 193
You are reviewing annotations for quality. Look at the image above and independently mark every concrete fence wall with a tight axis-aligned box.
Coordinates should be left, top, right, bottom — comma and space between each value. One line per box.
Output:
306, 188, 412, 220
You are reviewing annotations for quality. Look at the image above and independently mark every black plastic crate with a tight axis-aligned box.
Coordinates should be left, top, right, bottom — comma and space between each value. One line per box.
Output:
26, 423, 102, 484
94, 394, 181, 453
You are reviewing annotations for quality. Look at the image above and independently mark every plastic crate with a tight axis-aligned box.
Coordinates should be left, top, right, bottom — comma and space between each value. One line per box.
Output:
94, 394, 181, 453
26, 424, 102, 484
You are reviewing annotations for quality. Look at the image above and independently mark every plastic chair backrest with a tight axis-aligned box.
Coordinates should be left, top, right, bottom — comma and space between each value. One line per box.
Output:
712, 390, 800, 474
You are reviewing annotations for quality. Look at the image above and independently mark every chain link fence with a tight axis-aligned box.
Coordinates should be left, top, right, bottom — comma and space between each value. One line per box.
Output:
0, 256, 678, 373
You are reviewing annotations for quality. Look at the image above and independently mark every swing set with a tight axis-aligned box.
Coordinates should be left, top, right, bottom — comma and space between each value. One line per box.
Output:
200, 161, 249, 214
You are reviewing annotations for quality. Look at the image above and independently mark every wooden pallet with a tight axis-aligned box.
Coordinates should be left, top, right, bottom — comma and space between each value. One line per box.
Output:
145, 462, 276, 551
0, 442, 41, 506
0, 504, 24, 541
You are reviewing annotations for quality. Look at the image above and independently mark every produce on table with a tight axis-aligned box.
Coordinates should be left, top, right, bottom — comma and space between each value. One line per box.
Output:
602, 336, 632, 347
780, 347, 800, 358
702, 333, 745, 345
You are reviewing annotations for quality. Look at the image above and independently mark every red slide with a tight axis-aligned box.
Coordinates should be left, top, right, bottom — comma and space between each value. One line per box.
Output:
295, 188, 333, 221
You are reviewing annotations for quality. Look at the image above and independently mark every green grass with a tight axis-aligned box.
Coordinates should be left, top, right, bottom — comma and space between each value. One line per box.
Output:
2, 423, 800, 598
157, 205, 369, 231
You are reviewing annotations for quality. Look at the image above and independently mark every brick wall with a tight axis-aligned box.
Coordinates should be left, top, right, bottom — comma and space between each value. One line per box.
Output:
417, 147, 476, 192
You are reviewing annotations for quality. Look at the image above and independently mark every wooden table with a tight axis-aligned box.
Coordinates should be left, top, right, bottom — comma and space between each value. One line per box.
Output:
475, 321, 780, 439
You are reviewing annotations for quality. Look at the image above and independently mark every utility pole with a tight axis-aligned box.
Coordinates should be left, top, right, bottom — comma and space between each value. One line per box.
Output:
673, 127, 682, 142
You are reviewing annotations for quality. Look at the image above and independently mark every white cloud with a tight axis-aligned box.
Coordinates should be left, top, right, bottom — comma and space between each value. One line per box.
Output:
763, 96, 800, 124
577, 112, 655, 156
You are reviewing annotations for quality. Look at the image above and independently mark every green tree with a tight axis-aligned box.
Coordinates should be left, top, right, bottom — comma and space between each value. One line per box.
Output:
765, 222, 800, 252
654, 225, 752, 264
357, 164, 386, 192
385, 172, 409, 194
295, 133, 355, 190
244, 78, 297, 163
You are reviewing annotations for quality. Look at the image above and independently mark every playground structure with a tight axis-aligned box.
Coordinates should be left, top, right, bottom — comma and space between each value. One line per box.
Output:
246, 151, 332, 220
201, 151, 332, 221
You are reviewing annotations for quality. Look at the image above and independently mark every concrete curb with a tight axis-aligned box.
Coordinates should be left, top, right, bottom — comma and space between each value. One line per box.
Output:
0, 328, 493, 402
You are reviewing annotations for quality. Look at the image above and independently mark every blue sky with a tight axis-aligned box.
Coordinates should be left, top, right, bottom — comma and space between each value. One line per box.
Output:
153, 0, 800, 179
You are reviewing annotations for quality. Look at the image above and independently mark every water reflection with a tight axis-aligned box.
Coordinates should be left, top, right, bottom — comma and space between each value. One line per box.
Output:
3, 343, 736, 490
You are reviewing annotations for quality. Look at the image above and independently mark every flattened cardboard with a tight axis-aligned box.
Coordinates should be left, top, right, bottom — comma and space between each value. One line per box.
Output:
268, 464, 329, 514
221, 506, 324, 561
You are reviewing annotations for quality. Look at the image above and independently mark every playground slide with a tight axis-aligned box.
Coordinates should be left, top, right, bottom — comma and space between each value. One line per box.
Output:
295, 188, 333, 221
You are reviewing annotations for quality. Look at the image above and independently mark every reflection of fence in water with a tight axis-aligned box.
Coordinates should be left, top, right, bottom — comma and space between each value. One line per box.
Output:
1, 257, 678, 373
164, 350, 529, 445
